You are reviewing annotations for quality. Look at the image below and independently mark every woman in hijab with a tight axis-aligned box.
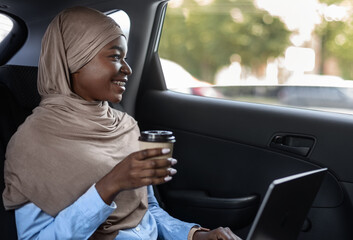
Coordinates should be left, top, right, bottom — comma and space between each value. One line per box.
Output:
2, 6, 241, 240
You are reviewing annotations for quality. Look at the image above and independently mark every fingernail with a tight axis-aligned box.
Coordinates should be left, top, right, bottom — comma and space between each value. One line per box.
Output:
164, 176, 172, 182
162, 148, 171, 154
167, 158, 177, 165
168, 168, 177, 175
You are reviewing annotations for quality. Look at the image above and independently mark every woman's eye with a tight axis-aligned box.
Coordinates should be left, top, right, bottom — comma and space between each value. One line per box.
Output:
113, 55, 121, 60
110, 55, 127, 62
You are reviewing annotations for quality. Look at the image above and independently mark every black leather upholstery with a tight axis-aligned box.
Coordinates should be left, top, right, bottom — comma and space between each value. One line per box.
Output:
0, 65, 40, 240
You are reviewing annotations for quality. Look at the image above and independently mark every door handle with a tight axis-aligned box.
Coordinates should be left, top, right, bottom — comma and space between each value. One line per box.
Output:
270, 134, 315, 157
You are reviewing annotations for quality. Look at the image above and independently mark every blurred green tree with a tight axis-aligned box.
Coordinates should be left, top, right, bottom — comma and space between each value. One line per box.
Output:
316, 0, 353, 79
158, 0, 291, 83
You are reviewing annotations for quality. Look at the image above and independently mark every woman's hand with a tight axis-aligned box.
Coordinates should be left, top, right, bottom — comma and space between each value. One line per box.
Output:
96, 148, 177, 204
193, 227, 242, 240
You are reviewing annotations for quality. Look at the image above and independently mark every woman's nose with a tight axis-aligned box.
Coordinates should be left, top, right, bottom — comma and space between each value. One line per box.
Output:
121, 61, 132, 76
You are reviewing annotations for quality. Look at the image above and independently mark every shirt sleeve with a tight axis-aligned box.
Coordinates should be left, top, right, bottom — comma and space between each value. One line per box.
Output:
147, 185, 197, 240
15, 184, 116, 240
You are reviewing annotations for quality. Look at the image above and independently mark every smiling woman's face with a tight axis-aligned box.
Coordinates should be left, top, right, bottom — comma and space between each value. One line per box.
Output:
71, 36, 132, 103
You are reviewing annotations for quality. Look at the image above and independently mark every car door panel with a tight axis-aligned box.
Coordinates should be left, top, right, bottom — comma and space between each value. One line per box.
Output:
136, 53, 353, 239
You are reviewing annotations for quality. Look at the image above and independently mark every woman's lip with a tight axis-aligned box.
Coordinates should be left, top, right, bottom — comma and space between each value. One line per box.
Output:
112, 80, 127, 86
112, 78, 128, 82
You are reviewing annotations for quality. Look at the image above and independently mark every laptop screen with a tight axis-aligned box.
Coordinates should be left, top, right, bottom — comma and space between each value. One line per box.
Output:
246, 168, 327, 240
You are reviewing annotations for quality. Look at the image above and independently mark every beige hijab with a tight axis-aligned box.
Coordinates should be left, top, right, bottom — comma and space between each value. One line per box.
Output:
2, 6, 147, 239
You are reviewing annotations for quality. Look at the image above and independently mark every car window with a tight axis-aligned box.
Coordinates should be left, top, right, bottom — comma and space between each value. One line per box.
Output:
107, 10, 130, 40
0, 12, 28, 65
0, 13, 13, 43
158, 0, 353, 115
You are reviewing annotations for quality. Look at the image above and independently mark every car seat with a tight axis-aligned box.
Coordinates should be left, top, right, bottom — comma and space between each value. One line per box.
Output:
0, 64, 40, 240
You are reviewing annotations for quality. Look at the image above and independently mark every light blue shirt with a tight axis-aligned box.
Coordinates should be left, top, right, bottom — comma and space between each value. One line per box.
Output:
15, 185, 196, 240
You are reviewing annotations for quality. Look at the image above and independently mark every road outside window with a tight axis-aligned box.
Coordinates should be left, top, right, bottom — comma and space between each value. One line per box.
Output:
159, 0, 353, 115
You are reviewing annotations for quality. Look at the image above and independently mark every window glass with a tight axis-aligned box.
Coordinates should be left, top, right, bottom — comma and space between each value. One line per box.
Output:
108, 10, 130, 40
0, 13, 13, 43
159, 0, 353, 115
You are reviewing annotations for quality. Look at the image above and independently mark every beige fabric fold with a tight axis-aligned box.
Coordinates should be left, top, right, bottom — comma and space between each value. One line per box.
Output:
2, 6, 147, 239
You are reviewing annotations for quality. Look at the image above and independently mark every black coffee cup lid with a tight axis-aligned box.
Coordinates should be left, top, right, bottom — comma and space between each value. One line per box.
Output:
139, 130, 176, 142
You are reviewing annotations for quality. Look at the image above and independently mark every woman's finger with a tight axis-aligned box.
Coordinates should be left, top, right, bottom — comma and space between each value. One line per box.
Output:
145, 158, 177, 169
132, 157, 177, 173
133, 148, 171, 160
224, 227, 242, 240
140, 174, 173, 186
142, 167, 177, 178
216, 227, 241, 240
209, 227, 238, 240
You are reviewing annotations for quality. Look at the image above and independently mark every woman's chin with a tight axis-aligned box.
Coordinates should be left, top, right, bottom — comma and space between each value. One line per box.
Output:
108, 94, 123, 103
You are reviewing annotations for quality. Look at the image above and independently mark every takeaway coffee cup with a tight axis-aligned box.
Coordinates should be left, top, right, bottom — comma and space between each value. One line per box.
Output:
139, 130, 176, 159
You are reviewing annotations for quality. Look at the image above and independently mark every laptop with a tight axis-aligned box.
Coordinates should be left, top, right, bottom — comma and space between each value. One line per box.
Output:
246, 168, 327, 240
